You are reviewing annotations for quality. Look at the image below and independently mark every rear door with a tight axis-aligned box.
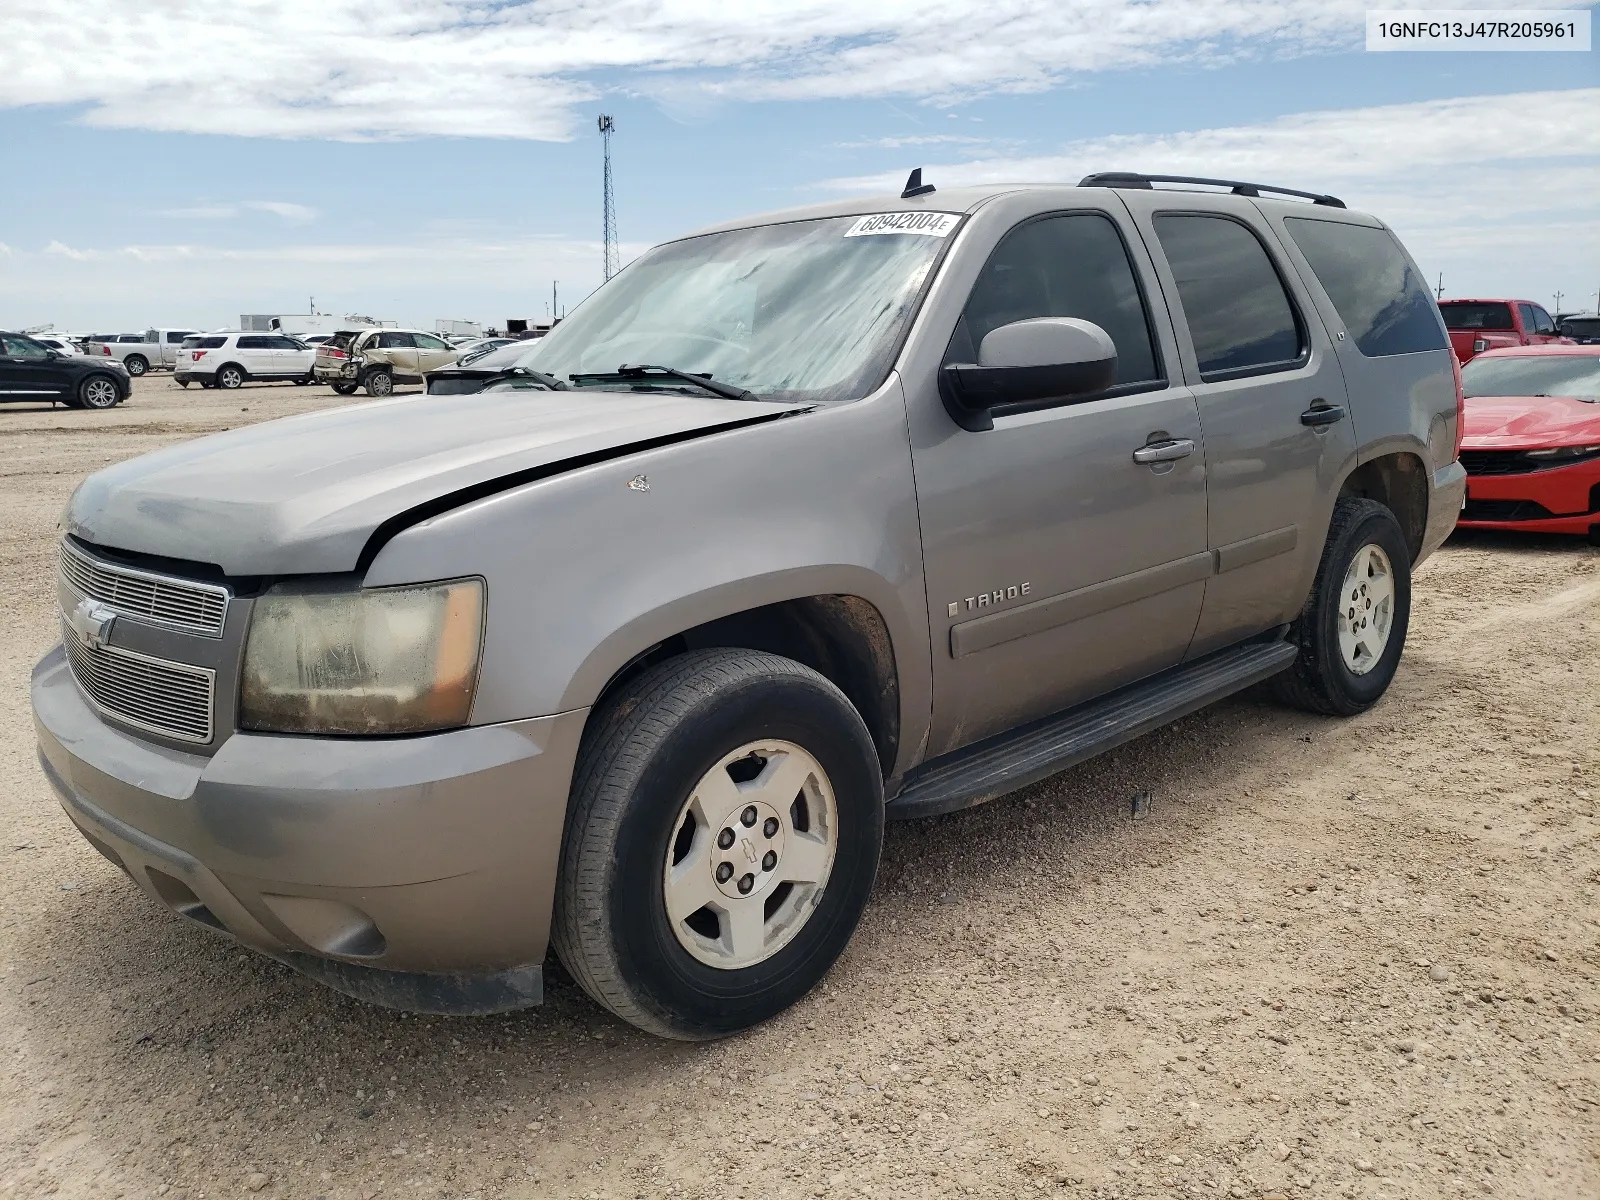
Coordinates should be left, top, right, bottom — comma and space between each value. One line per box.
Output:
233, 335, 277, 378
1118, 191, 1357, 655
370, 331, 420, 378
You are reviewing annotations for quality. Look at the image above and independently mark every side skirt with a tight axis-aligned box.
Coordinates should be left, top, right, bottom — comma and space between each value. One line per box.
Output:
886, 637, 1297, 820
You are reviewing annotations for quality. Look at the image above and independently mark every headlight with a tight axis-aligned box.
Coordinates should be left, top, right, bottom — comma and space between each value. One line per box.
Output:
1525, 443, 1600, 460
240, 579, 484, 735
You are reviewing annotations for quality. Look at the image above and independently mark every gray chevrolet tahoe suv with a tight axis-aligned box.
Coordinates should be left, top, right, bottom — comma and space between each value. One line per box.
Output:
33, 172, 1465, 1039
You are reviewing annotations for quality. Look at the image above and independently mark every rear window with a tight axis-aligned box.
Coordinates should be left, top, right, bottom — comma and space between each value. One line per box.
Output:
324, 332, 357, 350
1440, 302, 1514, 331
1284, 219, 1447, 357
1462, 354, 1600, 401
1559, 317, 1600, 339
184, 336, 227, 349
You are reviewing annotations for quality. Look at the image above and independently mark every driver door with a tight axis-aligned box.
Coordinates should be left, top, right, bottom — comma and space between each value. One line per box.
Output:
908, 207, 1210, 756
0, 335, 72, 400
412, 332, 458, 372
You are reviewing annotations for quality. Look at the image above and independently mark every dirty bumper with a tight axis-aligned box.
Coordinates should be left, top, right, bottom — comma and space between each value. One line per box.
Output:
32, 645, 587, 1015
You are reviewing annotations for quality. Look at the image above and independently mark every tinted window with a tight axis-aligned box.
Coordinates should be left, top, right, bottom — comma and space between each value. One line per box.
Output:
1529, 306, 1555, 335
268, 336, 304, 349
1154, 215, 1302, 377
1559, 317, 1600, 340
413, 332, 451, 350
118, 335, 143, 343
166, 331, 191, 343
195, 336, 227, 349
1440, 302, 1513, 331
944, 212, 1160, 386
237, 335, 272, 349
1283, 219, 1447, 357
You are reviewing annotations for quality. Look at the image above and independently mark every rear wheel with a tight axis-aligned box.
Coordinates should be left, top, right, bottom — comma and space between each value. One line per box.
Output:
331, 381, 359, 395
364, 369, 393, 397
123, 355, 148, 377
216, 365, 245, 390
1272, 497, 1411, 716
552, 649, 884, 1039
78, 375, 121, 410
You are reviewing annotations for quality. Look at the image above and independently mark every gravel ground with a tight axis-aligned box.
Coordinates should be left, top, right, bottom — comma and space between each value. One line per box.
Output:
1, 375, 1596, 1200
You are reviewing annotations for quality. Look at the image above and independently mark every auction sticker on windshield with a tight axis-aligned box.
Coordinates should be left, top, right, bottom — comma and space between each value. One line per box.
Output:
844, 212, 961, 238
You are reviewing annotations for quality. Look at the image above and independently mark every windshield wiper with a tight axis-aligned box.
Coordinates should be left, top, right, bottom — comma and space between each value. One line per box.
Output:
503, 367, 568, 389
568, 364, 757, 403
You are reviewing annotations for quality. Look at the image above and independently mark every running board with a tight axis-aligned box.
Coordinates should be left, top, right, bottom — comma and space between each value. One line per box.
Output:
886, 640, 1298, 820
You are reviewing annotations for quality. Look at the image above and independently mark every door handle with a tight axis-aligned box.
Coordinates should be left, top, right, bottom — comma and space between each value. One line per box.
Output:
1300, 404, 1346, 427
1132, 438, 1195, 465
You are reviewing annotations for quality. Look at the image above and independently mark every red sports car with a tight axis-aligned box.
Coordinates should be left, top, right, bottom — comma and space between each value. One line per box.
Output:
1457, 345, 1600, 540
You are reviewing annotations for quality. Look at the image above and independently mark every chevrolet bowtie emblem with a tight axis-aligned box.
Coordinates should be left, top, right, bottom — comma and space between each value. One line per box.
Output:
66, 598, 116, 650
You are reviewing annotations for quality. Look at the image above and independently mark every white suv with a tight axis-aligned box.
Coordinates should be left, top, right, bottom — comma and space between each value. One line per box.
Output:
174, 333, 317, 390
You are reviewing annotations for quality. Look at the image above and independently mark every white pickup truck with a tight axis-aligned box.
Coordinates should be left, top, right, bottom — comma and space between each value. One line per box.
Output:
83, 328, 200, 376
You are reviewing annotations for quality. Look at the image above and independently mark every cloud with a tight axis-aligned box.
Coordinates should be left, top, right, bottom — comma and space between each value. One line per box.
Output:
0, 242, 11, 257
243, 201, 317, 223
44, 240, 97, 262
158, 205, 239, 220
1, 0, 1586, 142
823, 87, 1600, 307
835, 134, 1000, 150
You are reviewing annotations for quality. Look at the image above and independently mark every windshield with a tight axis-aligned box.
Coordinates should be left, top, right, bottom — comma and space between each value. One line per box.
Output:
511, 214, 959, 403
1440, 302, 1514, 331
1462, 354, 1600, 400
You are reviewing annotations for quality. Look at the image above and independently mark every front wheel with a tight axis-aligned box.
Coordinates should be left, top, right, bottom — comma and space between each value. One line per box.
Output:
78, 375, 121, 410
552, 649, 884, 1040
1272, 497, 1412, 716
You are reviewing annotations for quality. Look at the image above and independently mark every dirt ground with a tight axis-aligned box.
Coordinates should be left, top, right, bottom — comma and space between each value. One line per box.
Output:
1, 374, 1596, 1200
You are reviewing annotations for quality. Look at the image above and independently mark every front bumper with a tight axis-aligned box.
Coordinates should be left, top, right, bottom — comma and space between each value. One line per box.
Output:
32, 645, 587, 1013
1458, 454, 1600, 535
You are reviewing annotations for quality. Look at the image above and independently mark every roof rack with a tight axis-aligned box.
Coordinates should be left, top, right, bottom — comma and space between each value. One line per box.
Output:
1078, 172, 1345, 209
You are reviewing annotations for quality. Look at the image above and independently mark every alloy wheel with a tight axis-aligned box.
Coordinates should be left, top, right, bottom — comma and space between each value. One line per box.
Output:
662, 740, 838, 969
1337, 543, 1394, 675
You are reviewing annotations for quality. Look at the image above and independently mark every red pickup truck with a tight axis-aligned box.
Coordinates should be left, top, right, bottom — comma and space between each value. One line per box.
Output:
1439, 298, 1571, 363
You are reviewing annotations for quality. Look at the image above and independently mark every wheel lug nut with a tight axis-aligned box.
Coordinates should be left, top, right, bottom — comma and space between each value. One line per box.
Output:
763, 817, 779, 838
716, 862, 733, 884
741, 806, 758, 827
762, 850, 777, 871
717, 828, 735, 850
738, 873, 754, 894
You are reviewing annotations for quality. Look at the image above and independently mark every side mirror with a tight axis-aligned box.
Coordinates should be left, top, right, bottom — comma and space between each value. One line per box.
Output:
939, 318, 1118, 432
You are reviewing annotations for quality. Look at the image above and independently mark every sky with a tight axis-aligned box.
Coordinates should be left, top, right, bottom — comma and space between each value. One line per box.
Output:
0, 1, 1595, 332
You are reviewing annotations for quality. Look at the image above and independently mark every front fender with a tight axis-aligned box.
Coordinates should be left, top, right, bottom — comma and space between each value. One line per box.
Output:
364, 375, 933, 778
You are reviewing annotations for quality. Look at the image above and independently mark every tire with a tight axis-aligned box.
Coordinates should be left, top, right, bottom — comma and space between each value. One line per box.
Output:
364, 369, 393, 398
216, 365, 245, 390
77, 375, 121, 410
176, 380, 190, 389
123, 355, 148, 377
332, 381, 359, 396
1271, 497, 1412, 716
552, 648, 884, 1040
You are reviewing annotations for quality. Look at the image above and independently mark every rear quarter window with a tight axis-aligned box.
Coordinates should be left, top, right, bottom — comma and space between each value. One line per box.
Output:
1286, 219, 1447, 358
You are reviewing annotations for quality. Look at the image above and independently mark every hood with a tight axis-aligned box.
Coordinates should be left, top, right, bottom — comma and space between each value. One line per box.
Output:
68, 389, 803, 576
1461, 393, 1600, 449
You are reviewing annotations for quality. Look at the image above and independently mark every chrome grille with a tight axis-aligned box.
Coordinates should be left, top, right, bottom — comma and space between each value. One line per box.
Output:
58, 539, 228, 638
63, 629, 215, 744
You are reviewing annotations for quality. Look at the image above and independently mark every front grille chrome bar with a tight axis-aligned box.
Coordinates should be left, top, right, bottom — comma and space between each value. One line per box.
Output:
58, 539, 229, 638
63, 627, 216, 744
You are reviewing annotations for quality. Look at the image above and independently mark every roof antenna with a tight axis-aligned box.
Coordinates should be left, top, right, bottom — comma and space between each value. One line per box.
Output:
901, 168, 936, 199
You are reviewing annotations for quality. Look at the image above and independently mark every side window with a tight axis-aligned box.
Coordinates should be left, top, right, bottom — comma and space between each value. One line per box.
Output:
1517, 304, 1539, 333
166, 331, 189, 343
1529, 306, 1555, 335
413, 333, 450, 350
1283, 218, 1448, 357
4, 336, 50, 359
1154, 214, 1303, 378
143, 330, 159, 343
944, 212, 1161, 387
377, 332, 415, 349
237, 335, 270, 349
269, 336, 303, 350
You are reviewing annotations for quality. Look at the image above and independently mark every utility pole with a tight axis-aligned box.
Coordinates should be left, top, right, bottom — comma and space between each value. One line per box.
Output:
1552, 290, 1563, 315
1435, 272, 1444, 300
598, 115, 619, 282
552, 281, 558, 326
